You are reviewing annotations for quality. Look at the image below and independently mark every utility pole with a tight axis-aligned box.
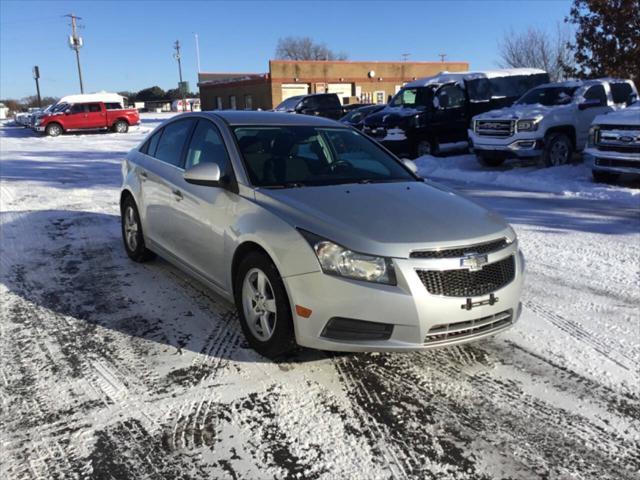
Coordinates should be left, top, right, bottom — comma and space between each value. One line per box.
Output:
33, 66, 42, 108
194, 33, 201, 74
173, 40, 187, 112
65, 13, 84, 93
438, 53, 447, 63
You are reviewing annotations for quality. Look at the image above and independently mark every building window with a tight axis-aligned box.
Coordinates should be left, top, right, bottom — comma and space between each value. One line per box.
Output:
229, 95, 237, 110
216, 97, 222, 110
375, 91, 385, 104
244, 95, 253, 110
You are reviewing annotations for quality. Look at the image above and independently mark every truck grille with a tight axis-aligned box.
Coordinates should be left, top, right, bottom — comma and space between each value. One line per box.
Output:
474, 120, 514, 137
597, 127, 640, 152
410, 238, 508, 259
417, 256, 516, 297
424, 310, 513, 345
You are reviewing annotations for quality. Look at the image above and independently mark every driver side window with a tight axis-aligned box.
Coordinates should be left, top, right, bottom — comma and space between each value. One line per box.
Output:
185, 120, 230, 172
436, 85, 465, 109
584, 85, 607, 106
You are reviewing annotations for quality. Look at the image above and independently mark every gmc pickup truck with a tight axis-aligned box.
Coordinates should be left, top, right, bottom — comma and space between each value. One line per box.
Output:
469, 78, 637, 167
585, 99, 640, 182
35, 98, 140, 136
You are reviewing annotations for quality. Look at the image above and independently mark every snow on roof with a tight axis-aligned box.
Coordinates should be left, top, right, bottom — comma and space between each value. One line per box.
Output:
57, 91, 124, 104
404, 68, 547, 88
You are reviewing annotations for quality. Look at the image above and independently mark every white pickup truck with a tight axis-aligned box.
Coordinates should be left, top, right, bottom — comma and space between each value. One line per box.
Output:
468, 78, 637, 167
585, 100, 640, 182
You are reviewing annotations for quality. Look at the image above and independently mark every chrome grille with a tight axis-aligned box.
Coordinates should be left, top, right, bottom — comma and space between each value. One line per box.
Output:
597, 127, 640, 151
410, 238, 508, 259
417, 256, 516, 297
475, 119, 514, 137
424, 310, 513, 345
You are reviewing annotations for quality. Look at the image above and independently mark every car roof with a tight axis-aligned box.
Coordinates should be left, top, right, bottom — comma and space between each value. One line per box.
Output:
404, 68, 548, 88
201, 110, 345, 127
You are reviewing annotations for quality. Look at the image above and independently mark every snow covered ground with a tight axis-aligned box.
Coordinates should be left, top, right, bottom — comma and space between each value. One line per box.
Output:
1, 113, 639, 479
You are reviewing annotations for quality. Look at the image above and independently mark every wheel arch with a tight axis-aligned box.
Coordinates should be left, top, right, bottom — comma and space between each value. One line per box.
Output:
545, 125, 576, 148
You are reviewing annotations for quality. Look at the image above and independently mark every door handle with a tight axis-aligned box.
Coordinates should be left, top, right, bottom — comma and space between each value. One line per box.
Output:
139, 170, 148, 181
172, 189, 183, 200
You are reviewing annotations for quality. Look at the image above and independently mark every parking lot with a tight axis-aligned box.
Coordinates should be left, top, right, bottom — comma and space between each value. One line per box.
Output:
1, 114, 639, 479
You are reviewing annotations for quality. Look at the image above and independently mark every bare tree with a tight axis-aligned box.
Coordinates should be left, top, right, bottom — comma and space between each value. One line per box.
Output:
498, 24, 575, 81
275, 36, 347, 61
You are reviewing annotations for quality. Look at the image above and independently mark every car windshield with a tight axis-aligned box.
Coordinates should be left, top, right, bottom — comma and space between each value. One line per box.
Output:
51, 103, 68, 113
275, 96, 302, 111
390, 87, 433, 108
516, 86, 578, 106
233, 126, 417, 188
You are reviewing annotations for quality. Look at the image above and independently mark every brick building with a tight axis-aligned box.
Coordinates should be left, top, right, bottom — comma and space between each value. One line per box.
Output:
198, 60, 469, 111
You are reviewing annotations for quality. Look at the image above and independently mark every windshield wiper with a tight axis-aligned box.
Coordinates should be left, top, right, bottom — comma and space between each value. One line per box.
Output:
263, 182, 306, 189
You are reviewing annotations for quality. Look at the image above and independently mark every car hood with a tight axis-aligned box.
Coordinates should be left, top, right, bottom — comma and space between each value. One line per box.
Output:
364, 106, 423, 127
593, 105, 640, 127
474, 103, 567, 120
254, 181, 512, 258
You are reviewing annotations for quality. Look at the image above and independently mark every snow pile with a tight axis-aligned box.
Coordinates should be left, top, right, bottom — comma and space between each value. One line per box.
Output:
416, 154, 640, 202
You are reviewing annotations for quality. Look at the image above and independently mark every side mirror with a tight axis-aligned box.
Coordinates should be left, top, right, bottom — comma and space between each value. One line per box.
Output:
184, 162, 222, 187
401, 158, 420, 176
628, 93, 638, 106
64, 109, 71, 115
578, 99, 602, 110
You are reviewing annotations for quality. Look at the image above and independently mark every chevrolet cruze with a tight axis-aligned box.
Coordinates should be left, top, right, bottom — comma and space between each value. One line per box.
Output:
120, 111, 524, 357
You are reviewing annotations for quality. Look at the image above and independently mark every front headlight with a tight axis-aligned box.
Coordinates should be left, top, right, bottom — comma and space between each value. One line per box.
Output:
299, 230, 396, 285
588, 126, 600, 147
516, 118, 540, 132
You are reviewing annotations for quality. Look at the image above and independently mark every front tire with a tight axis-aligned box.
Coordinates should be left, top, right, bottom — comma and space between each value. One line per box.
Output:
121, 196, 155, 262
543, 133, 572, 167
234, 251, 296, 358
113, 120, 129, 133
46, 123, 63, 137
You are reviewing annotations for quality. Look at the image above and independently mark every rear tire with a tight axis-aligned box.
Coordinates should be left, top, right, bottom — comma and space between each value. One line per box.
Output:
543, 133, 572, 167
413, 138, 439, 158
121, 195, 155, 262
45, 123, 63, 137
113, 120, 129, 133
477, 155, 505, 167
592, 170, 619, 183
234, 251, 296, 358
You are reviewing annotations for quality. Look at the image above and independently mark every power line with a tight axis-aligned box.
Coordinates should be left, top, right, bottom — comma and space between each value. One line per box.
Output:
64, 13, 84, 93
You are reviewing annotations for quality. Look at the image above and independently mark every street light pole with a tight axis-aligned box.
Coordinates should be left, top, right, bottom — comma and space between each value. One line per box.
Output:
173, 40, 187, 112
33, 66, 42, 108
65, 13, 84, 93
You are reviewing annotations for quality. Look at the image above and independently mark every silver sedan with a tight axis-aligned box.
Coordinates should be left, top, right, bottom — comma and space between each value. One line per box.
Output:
120, 111, 524, 357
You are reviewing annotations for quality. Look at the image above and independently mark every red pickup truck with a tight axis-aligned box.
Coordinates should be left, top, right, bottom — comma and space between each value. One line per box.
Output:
36, 100, 140, 136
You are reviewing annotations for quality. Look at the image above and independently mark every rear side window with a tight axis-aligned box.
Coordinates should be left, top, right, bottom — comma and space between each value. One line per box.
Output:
88, 103, 101, 113
436, 84, 465, 109
105, 102, 124, 110
141, 129, 162, 156
610, 82, 633, 104
584, 85, 607, 106
184, 120, 229, 171
154, 119, 195, 167
315, 95, 340, 108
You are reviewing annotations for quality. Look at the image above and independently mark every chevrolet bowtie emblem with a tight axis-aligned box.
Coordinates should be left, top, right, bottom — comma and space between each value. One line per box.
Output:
460, 253, 488, 271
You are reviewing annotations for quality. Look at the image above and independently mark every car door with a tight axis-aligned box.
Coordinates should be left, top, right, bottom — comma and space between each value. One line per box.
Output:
85, 102, 105, 129
171, 118, 237, 288
139, 118, 196, 257
64, 103, 89, 129
433, 84, 468, 143
576, 84, 611, 148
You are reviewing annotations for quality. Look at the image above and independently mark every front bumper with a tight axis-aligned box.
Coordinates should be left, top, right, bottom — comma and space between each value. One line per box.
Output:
585, 148, 640, 175
469, 130, 543, 158
283, 244, 525, 352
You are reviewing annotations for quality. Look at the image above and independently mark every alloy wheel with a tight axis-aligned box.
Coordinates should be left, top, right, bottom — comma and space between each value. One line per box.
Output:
124, 206, 139, 251
550, 139, 569, 166
241, 268, 277, 341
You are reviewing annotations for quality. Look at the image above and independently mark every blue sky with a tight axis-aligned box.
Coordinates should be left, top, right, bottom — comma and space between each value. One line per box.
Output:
0, 0, 573, 99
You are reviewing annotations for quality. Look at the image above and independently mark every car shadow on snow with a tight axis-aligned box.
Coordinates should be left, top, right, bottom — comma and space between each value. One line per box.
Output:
0, 151, 127, 189
0, 209, 325, 365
